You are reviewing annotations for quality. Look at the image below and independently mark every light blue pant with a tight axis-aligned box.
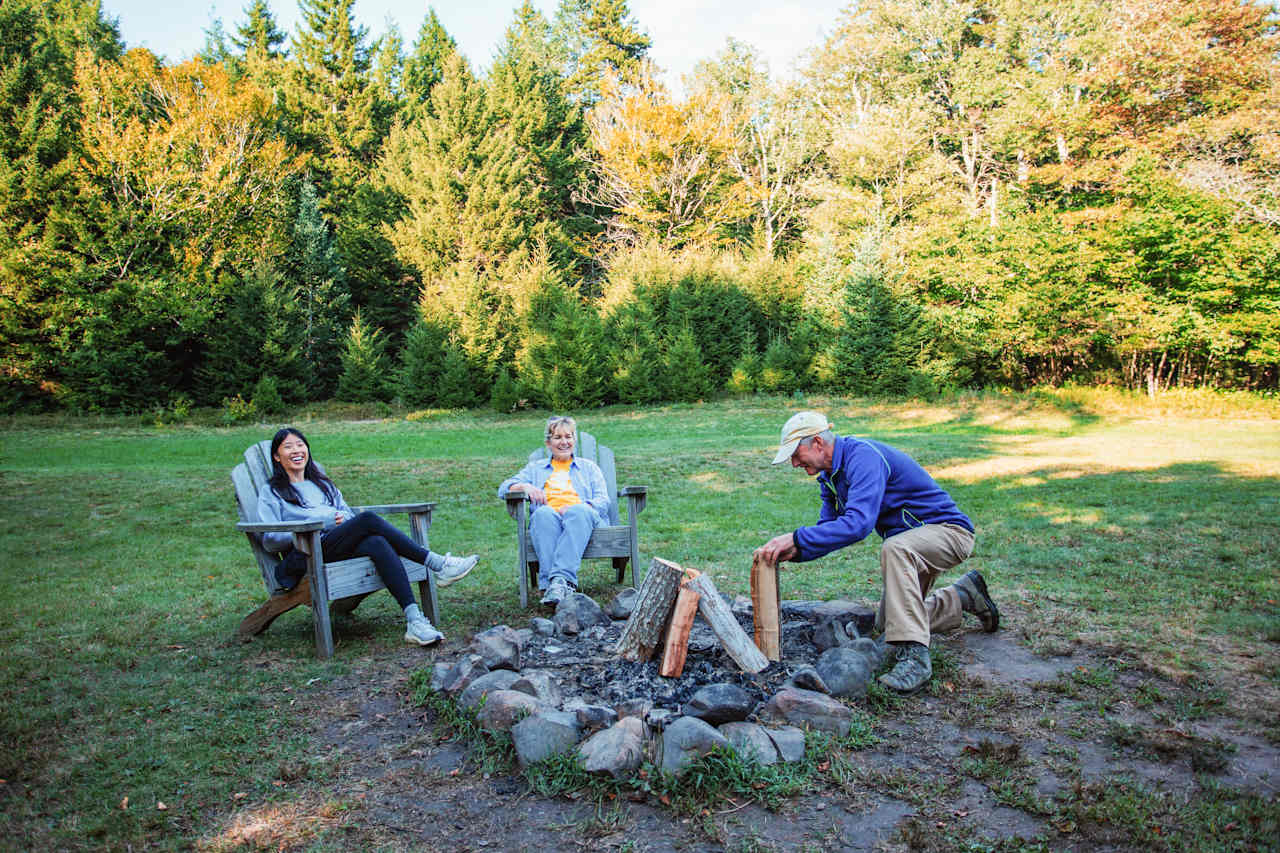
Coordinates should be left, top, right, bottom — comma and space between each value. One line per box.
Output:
530, 503, 601, 588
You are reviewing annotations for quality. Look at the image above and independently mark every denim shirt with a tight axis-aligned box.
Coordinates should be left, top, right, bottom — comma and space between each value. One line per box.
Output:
498, 455, 611, 520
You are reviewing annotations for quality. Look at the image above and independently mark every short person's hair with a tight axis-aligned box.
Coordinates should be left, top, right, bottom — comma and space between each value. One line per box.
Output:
545, 415, 577, 442
799, 429, 835, 448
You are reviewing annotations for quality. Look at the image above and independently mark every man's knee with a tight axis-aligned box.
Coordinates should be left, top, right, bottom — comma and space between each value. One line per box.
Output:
530, 505, 560, 528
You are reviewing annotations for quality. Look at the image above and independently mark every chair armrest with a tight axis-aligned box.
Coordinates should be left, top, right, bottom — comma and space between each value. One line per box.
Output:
620, 485, 648, 517
503, 492, 529, 521
236, 520, 325, 534
352, 502, 437, 515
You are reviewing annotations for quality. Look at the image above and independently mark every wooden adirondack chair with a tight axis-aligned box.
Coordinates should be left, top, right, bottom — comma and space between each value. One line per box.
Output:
232, 440, 440, 658
503, 430, 648, 607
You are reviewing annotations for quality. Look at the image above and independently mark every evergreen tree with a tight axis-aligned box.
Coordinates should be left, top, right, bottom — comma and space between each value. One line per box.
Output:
397, 317, 450, 406
832, 254, 929, 397
284, 0, 380, 214
290, 176, 349, 397
489, 2, 590, 265
0, 0, 121, 409
380, 53, 547, 280
233, 0, 288, 62
661, 324, 713, 402
402, 8, 456, 121
435, 334, 480, 408
336, 308, 391, 401
518, 278, 608, 409
553, 0, 651, 106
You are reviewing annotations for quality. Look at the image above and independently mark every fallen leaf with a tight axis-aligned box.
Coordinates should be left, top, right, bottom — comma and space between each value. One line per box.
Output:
953, 810, 969, 817
817, 761, 830, 772
272, 781, 285, 787
156, 802, 167, 811
119, 797, 129, 811
449, 769, 460, 776
659, 795, 671, 806
936, 821, 946, 829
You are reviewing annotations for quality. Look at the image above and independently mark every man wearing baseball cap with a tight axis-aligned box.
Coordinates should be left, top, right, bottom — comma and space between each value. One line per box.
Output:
757, 411, 999, 694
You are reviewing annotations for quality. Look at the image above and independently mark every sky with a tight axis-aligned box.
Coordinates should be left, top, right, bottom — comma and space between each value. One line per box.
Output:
99, 0, 850, 89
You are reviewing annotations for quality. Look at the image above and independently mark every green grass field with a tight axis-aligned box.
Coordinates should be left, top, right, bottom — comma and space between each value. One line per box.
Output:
1, 389, 1277, 850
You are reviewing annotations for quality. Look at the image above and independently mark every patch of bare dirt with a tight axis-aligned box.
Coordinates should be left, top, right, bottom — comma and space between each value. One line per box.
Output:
223, 622, 1278, 852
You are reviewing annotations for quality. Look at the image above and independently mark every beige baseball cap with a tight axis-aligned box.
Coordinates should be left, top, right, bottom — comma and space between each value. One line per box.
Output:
772, 411, 832, 464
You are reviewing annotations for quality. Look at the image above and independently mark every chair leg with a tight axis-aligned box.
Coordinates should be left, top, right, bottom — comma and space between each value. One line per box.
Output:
236, 576, 312, 639
612, 556, 628, 584
331, 592, 371, 617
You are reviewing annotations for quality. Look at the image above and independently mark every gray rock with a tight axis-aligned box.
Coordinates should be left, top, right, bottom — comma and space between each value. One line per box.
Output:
553, 593, 610, 635
578, 717, 647, 778
788, 665, 830, 694
515, 627, 534, 645
682, 683, 754, 725
782, 599, 876, 636
718, 722, 779, 765
573, 704, 618, 733
730, 594, 753, 619
586, 625, 608, 641
439, 654, 489, 697
605, 588, 639, 620
469, 625, 523, 671
616, 698, 652, 720
815, 647, 873, 699
851, 636, 888, 670
510, 669, 563, 706
459, 669, 522, 710
428, 661, 452, 692
761, 687, 853, 736
659, 716, 729, 775
529, 617, 556, 637
475, 689, 545, 733
812, 615, 858, 652
765, 726, 806, 762
511, 711, 582, 768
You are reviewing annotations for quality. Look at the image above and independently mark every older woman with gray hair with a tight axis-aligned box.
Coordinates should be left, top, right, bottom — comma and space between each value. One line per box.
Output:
498, 415, 610, 605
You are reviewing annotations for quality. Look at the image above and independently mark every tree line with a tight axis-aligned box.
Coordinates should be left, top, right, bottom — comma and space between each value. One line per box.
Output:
1, 0, 1276, 414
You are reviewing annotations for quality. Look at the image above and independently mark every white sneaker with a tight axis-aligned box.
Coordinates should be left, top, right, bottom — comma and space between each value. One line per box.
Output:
434, 553, 478, 587
405, 617, 444, 646
540, 577, 571, 606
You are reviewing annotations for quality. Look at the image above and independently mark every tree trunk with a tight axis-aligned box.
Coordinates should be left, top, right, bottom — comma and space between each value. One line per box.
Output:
615, 557, 685, 662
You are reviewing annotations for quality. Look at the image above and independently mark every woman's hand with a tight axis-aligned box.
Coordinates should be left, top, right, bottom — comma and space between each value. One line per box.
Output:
510, 483, 546, 505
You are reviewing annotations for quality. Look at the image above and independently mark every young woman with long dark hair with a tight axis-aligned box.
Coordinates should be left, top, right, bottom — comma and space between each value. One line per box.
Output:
257, 427, 478, 645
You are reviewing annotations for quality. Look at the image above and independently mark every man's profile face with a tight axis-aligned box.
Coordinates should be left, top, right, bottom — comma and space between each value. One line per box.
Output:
790, 436, 829, 476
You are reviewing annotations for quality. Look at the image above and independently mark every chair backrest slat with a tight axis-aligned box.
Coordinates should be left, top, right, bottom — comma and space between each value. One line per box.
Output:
233, 448, 285, 593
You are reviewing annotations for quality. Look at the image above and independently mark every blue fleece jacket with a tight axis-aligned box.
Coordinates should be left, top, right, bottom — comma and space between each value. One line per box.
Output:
792, 436, 973, 562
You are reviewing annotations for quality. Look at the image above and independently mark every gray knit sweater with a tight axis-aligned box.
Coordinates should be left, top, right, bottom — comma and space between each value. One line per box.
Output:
256, 479, 355, 553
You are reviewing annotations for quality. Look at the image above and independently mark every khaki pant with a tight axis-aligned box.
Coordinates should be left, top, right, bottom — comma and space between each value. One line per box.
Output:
881, 523, 975, 645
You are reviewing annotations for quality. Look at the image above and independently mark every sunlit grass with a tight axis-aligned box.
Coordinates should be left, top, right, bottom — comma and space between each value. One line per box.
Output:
1, 387, 1277, 848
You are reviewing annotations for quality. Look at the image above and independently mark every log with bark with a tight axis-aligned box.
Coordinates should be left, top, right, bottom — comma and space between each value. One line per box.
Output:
615, 557, 685, 661
685, 571, 770, 673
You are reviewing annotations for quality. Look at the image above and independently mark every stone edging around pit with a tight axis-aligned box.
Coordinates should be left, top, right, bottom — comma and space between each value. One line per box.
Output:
426, 590, 884, 777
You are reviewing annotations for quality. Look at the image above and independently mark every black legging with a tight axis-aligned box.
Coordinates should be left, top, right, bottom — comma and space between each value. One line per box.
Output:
278, 511, 427, 608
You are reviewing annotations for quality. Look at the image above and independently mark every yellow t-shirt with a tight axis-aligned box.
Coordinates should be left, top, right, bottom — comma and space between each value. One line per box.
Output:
544, 458, 581, 513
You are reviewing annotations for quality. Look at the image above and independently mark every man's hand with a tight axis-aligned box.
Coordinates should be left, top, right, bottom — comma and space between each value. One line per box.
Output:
755, 532, 797, 566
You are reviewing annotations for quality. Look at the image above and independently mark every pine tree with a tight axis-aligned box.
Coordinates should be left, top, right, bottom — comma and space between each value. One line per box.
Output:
233, 0, 288, 62
397, 317, 450, 406
0, 0, 121, 410
518, 278, 608, 409
402, 9, 456, 121
379, 53, 546, 280
337, 309, 391, 401
290, 177, 349, 397
489, 2, 589, 264
553, 0, 651, 107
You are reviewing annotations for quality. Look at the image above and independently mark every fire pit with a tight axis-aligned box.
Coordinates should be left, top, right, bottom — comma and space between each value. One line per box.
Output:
428, 558, 882, 776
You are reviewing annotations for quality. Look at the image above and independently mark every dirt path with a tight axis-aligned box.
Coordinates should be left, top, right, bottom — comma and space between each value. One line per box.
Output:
221, 628, 1278, 852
